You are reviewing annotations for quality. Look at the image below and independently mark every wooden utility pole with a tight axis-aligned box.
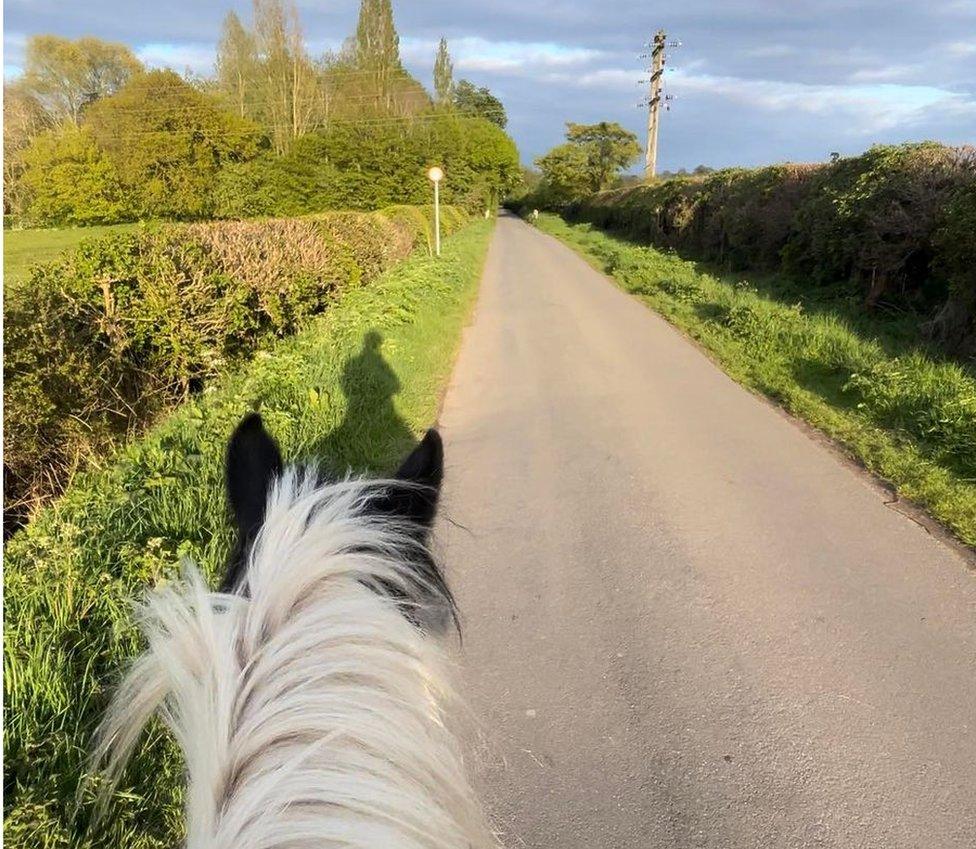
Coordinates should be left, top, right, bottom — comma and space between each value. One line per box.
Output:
644, 29, 667, 179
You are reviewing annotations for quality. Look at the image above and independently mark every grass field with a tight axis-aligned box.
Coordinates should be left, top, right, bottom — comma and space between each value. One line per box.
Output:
534, 214, 976, 548
3, 219, 493, 849
3, 223, 139, 283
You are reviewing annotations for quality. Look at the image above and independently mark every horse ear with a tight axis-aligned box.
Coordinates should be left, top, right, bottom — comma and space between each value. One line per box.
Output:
225, 413, 283, 545
379, 429, 444, 531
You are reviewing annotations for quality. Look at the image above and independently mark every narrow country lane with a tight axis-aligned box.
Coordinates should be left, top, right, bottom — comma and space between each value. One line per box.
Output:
437, 213, 976, 849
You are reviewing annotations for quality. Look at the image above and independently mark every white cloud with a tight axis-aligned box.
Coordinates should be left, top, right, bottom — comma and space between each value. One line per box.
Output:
401, 35, 602, 75
848, 64, 922, 83
743, 44, 798, 59
668, 71, 976, 133
944, 39, 976, 56
136, 42, 215, 75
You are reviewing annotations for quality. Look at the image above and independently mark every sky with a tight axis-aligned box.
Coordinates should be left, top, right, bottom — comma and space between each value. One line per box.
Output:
3, 0, 975, 172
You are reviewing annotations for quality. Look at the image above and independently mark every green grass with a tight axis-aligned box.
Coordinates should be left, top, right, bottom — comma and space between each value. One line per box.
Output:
534, 213, 976, 548
3, 219, 493, 849
3, 224, 140, 284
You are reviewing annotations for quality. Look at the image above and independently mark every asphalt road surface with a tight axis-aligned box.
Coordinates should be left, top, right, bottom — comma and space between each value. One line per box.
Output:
436, 213, 976, 849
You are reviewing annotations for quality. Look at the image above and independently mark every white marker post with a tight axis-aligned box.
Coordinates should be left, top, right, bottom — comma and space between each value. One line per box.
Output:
427, 166, 444, 257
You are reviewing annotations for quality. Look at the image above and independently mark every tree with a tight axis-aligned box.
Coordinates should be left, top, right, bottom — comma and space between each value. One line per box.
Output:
216, 11, 258, 120
564, 121, 641, 193
22, 35, 142, 124
253, 0, 321, 153
453, 79, 506, 128
4, 82, 53, 216
355, 0, 402, 110
19, 125, 129, 225
86, 70, 264, 219
535, 143, 593, 205
433, 37, 454, 105
533, 121, 641, 206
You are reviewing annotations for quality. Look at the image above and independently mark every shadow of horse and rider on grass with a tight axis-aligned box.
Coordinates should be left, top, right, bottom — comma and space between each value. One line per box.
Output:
313, 330, 421, 476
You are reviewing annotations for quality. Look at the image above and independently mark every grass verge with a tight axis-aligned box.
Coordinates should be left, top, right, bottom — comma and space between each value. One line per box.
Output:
3, 224, 140, 284
534, 214, 976, 548
3, 219, 493, 849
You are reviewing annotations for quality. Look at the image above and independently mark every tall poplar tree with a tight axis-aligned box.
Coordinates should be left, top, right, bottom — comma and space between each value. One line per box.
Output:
433, 37, 454, 105
354, 0, 402, 109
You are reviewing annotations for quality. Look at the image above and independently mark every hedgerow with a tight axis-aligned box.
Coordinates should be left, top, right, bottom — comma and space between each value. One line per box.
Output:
3, 205, 464, 526
211, 117, 521, 219
536, 143, 976, 357
3, 219, 493, 849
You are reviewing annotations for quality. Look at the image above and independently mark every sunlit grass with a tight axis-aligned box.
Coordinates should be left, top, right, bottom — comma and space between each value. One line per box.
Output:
535, 214, 976, 548
3, 220, 493, 849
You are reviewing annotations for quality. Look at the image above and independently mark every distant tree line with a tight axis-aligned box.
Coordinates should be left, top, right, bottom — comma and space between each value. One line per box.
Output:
3, 0, 520, 226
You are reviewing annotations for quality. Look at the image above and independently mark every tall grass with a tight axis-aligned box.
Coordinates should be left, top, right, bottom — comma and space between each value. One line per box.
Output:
535, 214, 976, 547
3, 220, 493, 849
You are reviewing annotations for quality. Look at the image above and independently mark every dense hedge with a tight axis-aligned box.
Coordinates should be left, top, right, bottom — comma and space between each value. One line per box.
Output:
549, 144, 976, 357
3, 205, 465, 525
211, 117, 521, 219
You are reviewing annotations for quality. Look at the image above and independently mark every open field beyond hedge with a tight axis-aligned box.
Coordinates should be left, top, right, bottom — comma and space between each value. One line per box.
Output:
3, 218, 494, 849
534, 214, 976, 548
3, 223, 139, 283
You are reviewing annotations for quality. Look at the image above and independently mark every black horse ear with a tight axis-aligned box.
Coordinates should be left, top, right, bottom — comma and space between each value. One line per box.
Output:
376, 429, 444, 531
225, 413, 283, 548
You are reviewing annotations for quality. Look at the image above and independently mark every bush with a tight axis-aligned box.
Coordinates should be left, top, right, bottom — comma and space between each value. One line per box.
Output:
556, 143, 976, 356
19, 125, 130, 225
925, 178, 976, 357
3, 206, 465, 526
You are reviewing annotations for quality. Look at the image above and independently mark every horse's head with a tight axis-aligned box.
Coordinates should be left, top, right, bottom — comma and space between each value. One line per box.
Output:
92, 412, 494, 849
221, 413, 453, 631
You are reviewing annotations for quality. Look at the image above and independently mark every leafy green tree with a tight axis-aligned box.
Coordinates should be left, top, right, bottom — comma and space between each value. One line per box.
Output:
533, 121, 641, 205
535, 143, 593, 205
321, 43, 429, 122
564, 121, 641, 192
20, 125, 129, 224
86, 70, 265, 219
433, 37, 454, 105
22, 35, 142, 124
453, 79, 507, 128
355, 0, 401, 70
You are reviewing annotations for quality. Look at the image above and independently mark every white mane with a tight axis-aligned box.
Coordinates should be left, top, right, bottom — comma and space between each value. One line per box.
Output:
93, 469, 496, 849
